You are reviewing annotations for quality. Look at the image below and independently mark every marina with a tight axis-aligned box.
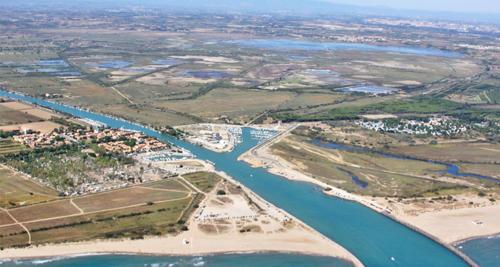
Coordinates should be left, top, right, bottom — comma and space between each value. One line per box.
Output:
0, 88, 475, 267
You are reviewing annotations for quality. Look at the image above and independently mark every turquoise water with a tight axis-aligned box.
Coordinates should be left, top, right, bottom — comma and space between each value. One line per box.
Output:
0, 90, 472, 267
0, 254, 351, 267
226, 39, 462, 58
458, 236, 500, 267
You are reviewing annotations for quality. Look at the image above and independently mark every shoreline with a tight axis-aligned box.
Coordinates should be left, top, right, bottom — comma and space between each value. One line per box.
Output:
0, 89, 488, 267
383, 213, 480, 267
0, 89, 363, 267
0, 193, 362, 266
453, 233, 500, 246
0, 249, 350, 262
0, 169, 363, 267
237, 130, 495, 267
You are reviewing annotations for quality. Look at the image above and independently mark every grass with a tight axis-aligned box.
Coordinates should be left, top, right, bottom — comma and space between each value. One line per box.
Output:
457, 164, 500, 178
24, 198, 192, 245
8, 200, 80, 222
271, 137, 465, 197
0, 212, 15, 225
0, 225, 29, 248
157, 88, 295, 123
73, 187, 189, 212
337, 149, 446, 176
183, 172, 222, 193
0, 139, 25, 155
98, 103, 199, 127
486, 88, 500, 104
0, 105, 44, 126
0, 167, 58, 208
0, 171, 222, 248
389, 142, 500, 164
274, 96, 464, 122
143, 179, 191, 191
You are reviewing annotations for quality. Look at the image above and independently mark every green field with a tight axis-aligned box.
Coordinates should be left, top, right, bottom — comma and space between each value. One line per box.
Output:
0, 139, 25, 155
274, 96, 465, 121
271, 136, 468, 197
389, 142, 500, 164
0, 174, 223, 248
0, 167, 59, 208
183, 172, 222, 193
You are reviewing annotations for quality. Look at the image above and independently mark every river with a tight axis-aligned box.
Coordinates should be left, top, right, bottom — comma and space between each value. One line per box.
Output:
311, 139, 499, 183
0, 89, 476, 267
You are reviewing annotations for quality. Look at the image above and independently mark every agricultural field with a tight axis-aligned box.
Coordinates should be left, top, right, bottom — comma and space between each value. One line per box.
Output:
0, 101, 63, 134
0, 9, 493, 127
0, 104, 43, 126
0, 139, 25, 155
0, 167, 58, 208
156, 88, 297, 123
0, 173, 222, 248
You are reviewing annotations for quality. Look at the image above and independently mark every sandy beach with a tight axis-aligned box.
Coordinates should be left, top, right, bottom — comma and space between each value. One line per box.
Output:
0, 225, 358, 263
238, 126, 390, 214
0, 166, 363, 267
394, 203, 500, 244
239, 126, 500, 247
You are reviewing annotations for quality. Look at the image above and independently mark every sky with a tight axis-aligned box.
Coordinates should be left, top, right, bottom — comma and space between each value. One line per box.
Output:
324, 0, 500, 14
3, 0, 500, 22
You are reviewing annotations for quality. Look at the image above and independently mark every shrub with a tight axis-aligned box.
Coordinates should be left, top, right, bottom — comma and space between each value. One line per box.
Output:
216, 190, 226, 195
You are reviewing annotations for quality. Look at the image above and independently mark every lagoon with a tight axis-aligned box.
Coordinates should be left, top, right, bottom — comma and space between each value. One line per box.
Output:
226, 39, 463, 58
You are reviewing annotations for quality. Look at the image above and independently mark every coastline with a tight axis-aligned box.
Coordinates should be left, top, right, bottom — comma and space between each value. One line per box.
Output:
237, 128, 498, 267
0, 169, 363, 267
0, 89, 363, 267
0, 232, 356, 262
0, 89, 487, 266
0, 251, 353, 265
454, 233, 500, 246
0, 177, 363, 267
382, 213, 480, 267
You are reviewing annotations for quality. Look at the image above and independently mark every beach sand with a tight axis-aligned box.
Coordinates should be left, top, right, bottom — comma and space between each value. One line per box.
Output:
239, 127, 500, 246
0, 167, 363, 267
0, 226, 358, 264
395, 203, 500, 243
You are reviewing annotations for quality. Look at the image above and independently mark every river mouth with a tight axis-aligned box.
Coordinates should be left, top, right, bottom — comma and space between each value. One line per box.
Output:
0, 88, 474, 267
457, 235, 500, 267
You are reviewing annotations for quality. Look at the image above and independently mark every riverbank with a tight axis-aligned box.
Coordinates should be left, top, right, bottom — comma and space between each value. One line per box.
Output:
0, 167, 362, 267
238, 126, 390, 214
0, 88, 474, 267
393, 203, 500, 244
238, 128, 497, 266
175, 123, 240, 153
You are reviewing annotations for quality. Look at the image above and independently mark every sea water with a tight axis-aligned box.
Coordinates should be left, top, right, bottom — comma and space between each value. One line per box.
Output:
0, 89, 474, 267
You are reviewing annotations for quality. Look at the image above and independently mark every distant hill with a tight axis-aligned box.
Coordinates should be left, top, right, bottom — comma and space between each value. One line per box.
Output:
3, 0, 499, 25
